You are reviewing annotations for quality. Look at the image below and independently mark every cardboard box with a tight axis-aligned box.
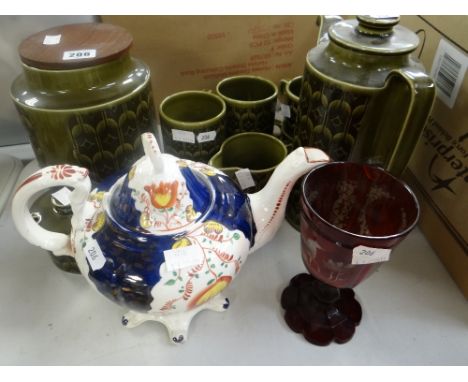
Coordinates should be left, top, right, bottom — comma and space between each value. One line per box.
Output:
101, 16, 318, 106
102, 16, 468, 297
401, 16, 468, 298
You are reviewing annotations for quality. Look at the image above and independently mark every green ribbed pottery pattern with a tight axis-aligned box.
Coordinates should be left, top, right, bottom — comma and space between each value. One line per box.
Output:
11, 55, 157, 182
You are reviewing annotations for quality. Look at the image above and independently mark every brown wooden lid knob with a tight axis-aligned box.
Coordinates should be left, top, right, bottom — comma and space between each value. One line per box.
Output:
18, 22, 133, 70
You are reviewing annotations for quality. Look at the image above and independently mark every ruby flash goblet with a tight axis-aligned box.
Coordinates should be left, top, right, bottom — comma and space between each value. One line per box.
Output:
281, 162, 420, 345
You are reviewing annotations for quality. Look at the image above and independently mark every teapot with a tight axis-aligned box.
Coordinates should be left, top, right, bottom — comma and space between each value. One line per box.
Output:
297, 15, 435, 175
12, 133, 329, 344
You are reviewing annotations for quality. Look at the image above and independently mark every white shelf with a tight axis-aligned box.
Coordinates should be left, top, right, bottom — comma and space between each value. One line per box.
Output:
0, 143, 34, 161
0, 164, 467, 365
0, 154, 23, 216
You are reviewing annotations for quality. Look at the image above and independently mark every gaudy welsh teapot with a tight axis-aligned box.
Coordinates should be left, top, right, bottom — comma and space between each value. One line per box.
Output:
12, 133, 329, 343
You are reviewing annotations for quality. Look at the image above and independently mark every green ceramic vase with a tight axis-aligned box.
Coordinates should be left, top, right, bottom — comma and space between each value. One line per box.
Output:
279, 76, 302, 153
216, 75, 278, 137
159, 90, 226, 163
208, 132, 287, 193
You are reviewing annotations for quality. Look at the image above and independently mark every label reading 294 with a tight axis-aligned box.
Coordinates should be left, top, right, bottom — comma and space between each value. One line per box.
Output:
63, 49, 97, 60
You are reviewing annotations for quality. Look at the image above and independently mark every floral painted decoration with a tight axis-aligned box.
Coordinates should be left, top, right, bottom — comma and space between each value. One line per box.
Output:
144, 181, 179, 209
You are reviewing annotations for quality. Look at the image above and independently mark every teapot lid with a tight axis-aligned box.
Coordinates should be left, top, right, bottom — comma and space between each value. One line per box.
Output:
328, 16, 419, 55
107, 133, 214, 235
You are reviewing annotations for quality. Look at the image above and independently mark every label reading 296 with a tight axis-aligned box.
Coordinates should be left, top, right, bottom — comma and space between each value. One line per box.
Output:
63, 49, 97, 60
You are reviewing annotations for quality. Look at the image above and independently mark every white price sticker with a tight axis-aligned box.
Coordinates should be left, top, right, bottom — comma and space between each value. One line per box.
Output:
62, 49, 97, 60
84, 240, 106, 271
43, 34, 61, 45
280, 103, 291, 118
172, 129, 196, 144
164, 244, 204, 272
235, 168, 256, 190
352, 245, 391, 265
430, 39, 467, 109
197, 131, 217, 143
51, 187, 72, 206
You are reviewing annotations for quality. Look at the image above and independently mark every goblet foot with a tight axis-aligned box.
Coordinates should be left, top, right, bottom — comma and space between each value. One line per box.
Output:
121, 293, 230, 344
281, 273, 362, 346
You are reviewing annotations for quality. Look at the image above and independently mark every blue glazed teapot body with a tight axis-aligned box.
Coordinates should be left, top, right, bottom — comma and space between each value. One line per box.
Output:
12, 133, 329, 343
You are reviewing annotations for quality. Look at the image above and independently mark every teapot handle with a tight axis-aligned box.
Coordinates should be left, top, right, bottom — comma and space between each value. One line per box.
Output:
384, 68, 436, 174
279, 79, 288, 95
316, 15, 343, 44
12, 164, 91, 257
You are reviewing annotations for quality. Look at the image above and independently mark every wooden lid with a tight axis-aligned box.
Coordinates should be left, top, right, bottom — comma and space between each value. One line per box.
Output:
18, 23, 133, 70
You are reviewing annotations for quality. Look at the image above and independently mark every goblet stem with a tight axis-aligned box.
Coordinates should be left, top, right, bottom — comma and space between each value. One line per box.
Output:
281, 273, 362, 346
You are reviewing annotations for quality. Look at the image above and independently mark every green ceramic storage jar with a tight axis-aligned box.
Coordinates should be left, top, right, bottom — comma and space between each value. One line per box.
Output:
10, 22, 158, 182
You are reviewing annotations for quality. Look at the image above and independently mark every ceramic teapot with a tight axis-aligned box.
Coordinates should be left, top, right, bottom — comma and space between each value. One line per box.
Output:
297, 15, 435, 176
12, 133, 329, 344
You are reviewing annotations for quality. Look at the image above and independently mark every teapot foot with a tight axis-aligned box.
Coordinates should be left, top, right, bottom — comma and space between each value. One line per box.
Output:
206, 294, 230, 312
280, 274, 362, 346
121, 311, 149, 329
121, 294, 230, 344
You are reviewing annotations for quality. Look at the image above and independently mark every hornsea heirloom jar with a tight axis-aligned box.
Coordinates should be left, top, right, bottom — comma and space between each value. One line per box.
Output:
11, 22, 158, 182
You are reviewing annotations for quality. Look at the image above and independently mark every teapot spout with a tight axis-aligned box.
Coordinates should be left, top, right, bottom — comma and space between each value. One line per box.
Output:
248, 147, 329, 253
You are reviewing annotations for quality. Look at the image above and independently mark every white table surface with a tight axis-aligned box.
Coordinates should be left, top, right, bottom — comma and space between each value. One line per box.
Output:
0, 163, 467, 366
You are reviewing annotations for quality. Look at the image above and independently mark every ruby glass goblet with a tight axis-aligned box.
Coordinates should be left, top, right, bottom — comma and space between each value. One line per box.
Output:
281, 162, 420, 345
